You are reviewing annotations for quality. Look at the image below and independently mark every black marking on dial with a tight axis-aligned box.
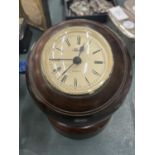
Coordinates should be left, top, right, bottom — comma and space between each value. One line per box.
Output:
92, 49, 101, 54
56, 47, 62, 51
53, 66, 62, 73
94, 61, 103, 64
65, 38, 71, 46
77, 36, 81, 45
61, 75, 67, 83
85, 76, 90, 85
92, 69, 100, 76
74, 78, 77, 88
86, 40, 92, 46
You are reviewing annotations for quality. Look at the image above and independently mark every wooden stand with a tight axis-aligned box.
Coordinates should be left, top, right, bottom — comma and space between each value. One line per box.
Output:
26, 19, 132, 139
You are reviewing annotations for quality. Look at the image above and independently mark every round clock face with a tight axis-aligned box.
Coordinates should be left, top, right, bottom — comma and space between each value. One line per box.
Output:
41, 26, 114, 95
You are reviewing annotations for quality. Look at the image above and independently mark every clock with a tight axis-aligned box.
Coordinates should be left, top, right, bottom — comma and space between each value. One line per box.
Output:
26, 19, 132, 139
41, 26, 114, 95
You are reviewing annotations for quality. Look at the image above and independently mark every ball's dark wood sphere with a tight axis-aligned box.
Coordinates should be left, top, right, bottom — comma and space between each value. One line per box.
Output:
26, 19, 132, 139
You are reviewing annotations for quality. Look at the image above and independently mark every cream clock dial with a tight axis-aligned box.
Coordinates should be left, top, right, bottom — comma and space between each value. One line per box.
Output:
41, 26, 114, 95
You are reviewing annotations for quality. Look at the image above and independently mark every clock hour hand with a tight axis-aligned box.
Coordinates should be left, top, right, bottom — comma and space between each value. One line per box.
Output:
78, 44, 85, 57
78, 40, 91, 57
49, 58, 73, 61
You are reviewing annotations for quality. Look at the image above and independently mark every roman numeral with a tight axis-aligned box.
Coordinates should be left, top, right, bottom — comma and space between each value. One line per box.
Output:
74, 78, 77, 88
53, 67, 62, 73
77, 36, 81, 45
56, 47, 62, 51
85, 76, 90, 85
94, 61, 103, 64
92, 49, 101, 54
65, 38, 71, 46
86, 40, 91, 46
92, 69, 100, 76
61, 75, 67, 83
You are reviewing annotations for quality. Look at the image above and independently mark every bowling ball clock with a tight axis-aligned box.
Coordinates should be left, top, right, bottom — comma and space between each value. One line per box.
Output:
26, 19, 132, 139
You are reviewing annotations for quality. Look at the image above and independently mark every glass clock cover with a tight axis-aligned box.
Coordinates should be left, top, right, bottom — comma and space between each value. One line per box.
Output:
41, 26, 114, 95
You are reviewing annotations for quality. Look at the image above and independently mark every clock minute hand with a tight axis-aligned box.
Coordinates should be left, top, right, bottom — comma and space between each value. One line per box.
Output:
61, 63, 74, 76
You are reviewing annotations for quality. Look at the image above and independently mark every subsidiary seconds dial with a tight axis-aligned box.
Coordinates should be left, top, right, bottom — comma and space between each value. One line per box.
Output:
41, 26, 114, 95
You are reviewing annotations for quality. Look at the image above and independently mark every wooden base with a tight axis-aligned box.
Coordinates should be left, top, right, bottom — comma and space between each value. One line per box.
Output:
48, 117, 111, 139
